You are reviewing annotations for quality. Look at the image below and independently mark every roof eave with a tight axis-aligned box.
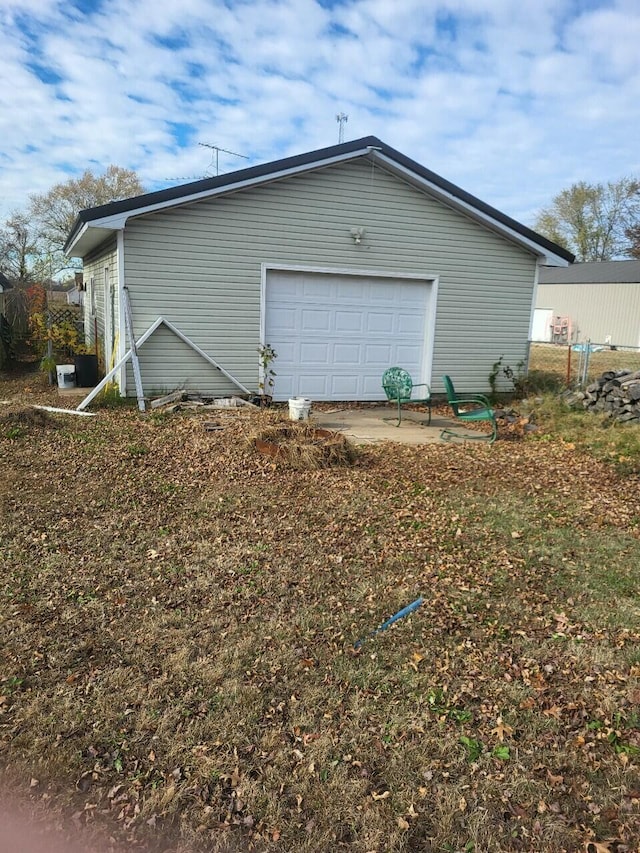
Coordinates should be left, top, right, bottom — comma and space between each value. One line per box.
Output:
66, 223, 118, 258
370, 151, 571, 266
66, 144, 382, 258
65, 134, 573, 266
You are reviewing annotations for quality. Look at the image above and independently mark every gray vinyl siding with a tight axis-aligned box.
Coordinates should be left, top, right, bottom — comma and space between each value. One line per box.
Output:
82, 238, 118, 370
122, 159, 537, 397
536, 282, 640, 348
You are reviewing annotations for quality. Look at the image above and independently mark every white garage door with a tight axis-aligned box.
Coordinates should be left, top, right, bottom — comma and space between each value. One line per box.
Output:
265, 269, 433, 401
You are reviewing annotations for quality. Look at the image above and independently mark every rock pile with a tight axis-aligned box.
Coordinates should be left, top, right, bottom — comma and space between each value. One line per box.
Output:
577, 369, 640, 422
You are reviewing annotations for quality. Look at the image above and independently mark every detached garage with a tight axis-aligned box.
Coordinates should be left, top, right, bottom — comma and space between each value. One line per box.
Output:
65, 136, 572, 400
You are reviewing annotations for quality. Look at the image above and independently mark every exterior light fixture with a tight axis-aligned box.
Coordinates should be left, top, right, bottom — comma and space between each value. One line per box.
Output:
350, 227, 365, 244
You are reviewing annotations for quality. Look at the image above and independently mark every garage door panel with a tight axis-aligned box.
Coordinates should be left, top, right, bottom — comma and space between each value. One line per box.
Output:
334, 343, 361, 364
301, 309, 331, 331
265, 270, 432, 401
303, 280, 333, 299
298, 374, 330, 395
396, 344, 423, 363
399, 283, 427, 303
397, 313, 424, 334
276, 374, 296, 397
370, 282, 396, 302
269, 307, 297, 332
269, 278, 298, 298
367, 313, 395, 333
331, 375, 359, 396
363, 374, 386, 395
338, 282, 366, 300
365, 343, 393, 363
335, 311, 363, 332
300, 342, 330, 364
275, 341, 297, 362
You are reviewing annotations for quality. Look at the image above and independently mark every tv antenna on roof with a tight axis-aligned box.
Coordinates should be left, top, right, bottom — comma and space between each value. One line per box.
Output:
336, 113, 348, 143
198, 143, 249, 176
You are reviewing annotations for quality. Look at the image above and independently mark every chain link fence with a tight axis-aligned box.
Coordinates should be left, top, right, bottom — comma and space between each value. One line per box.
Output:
527, 341, 640, 389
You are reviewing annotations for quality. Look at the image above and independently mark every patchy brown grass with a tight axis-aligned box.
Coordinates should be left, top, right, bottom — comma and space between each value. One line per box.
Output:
528, 343, 640, 388
1, 369, 640, 853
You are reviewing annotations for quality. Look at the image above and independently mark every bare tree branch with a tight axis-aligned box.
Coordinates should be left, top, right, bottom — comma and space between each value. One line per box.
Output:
535, 178, 640, 261
29, 165, 144, 253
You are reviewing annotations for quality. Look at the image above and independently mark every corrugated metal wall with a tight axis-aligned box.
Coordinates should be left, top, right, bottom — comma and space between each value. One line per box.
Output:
536, 282, 640, 347
121, 158, 537, 397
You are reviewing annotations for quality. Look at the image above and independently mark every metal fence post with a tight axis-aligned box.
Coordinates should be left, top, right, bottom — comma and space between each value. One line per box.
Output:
581, 340, 591, 387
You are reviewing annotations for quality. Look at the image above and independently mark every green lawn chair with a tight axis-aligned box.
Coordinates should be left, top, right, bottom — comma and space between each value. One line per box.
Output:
441, 374, 497, 444
382, 367, 432, 427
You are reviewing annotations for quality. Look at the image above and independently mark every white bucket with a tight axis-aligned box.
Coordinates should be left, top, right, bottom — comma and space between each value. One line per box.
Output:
288, 397, 312, 421
56, 364, 76, 389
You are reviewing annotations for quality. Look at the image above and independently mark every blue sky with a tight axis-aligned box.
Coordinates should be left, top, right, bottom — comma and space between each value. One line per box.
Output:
0, 0, 639, 229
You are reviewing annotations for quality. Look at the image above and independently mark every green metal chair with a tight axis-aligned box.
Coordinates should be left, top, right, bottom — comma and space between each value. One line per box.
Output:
441, 374, 497, 444
382, 367, 432, 427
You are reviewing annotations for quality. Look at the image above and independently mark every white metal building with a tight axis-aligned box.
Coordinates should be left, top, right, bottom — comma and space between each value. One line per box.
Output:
536, 261, 640, 347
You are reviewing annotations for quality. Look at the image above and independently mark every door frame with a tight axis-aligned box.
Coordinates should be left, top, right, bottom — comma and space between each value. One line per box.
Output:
260, 263, 439, 393
103, 265, 114, 369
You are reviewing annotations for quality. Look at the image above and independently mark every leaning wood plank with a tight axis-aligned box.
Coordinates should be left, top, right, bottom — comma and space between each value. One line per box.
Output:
161, 318, 251, 395
123, 287, 146, 413
78, 316, 251, 411
76, 317, 164, 411
150, 390, 186, 409
33, 405, 96, 417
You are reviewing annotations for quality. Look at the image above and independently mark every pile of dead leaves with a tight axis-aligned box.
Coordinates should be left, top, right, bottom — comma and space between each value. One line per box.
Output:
0, 406, 57, 434
250, 420, 359, 469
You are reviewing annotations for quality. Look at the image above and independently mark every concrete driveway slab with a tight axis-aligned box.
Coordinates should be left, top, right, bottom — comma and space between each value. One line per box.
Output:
312, 406, 483, 445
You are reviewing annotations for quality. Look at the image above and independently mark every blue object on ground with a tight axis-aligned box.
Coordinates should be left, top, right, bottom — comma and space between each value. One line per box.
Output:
354, 596, 424, 649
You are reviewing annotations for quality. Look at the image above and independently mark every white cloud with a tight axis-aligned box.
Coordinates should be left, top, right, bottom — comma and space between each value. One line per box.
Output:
0, 0, 639, 232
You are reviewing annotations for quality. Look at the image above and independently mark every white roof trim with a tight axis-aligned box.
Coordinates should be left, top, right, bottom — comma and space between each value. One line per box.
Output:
68, 144, 569, 266
66, 148, 375, 256
370, 152, 569, 267
67, 223, 119, 258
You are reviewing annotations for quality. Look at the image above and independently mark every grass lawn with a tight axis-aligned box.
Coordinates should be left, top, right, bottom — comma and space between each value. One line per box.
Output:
1, 368, 640, 852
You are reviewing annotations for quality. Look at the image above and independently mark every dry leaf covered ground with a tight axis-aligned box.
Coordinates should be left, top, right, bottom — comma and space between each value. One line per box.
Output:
1, 368, 640, 853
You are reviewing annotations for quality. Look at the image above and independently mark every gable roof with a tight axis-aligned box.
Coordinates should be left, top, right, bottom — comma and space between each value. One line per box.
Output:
65, 135, 574, 265
539, 260, 640, 284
